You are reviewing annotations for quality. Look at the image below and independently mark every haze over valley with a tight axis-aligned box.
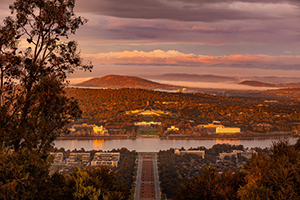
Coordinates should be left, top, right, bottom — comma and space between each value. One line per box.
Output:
73, 74, 300, 92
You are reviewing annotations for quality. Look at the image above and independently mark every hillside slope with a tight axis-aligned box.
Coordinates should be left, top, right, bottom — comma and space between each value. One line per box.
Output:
76, 75, 179, 90
239, 80, 300, 88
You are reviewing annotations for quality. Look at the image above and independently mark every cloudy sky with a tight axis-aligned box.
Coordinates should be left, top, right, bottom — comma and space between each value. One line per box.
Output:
1, 0, 300, 83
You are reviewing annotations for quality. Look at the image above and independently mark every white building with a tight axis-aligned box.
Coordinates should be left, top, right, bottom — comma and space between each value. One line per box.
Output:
241, 150, 257, 159
167, 126, 179, 131
50, 152, 64, 163
93, 125, 108, 135
69, 153, 90, 164
91, 152, 120, 167
174, 149, 205, 159
219, 152, 238, 160
134, 121, 162, 126
216, 127, 240, 134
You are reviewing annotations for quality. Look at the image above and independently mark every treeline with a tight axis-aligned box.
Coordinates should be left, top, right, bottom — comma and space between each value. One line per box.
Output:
158, 139, 300, 200
157, 149, 180, 198
158, 144, 247, 199
115, 148, 137, 198
65, 88, 300, 133
0, 148, 137, 200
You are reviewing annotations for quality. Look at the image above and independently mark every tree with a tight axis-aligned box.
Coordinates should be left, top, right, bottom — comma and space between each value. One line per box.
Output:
175, 166, 221, 200
0, 0, 92, 154
0, 148, 52, 199
65, 167, 127, 200
238, 140, 300, 200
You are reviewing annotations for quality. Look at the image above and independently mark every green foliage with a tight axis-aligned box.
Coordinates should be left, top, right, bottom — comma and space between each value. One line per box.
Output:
0, 0, 92, 153
65, 88, 300, 134
0, 149, 50, 199
72, 169, 101, 200
238, 140, 300, 200
65, 167, 127, 200
175, 166, 246, 200
158, 149, 180, 199
114, 148, 137, 197
175, 167, 221, 200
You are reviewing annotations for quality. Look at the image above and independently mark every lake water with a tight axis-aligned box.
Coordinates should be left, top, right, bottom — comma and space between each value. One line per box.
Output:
54, 137, 298, 152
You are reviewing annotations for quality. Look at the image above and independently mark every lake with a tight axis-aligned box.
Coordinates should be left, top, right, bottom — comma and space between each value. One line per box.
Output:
54, 137, 298, 152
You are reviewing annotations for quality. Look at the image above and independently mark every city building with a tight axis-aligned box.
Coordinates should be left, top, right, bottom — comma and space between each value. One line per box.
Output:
69, 153, 90, 164
50, 152, 64, 163
216, 127, 241, 134
134, 121, 162, 126
91, 152, 120, 167
218, 150, 257, 161
125, 101, 171, 116
197, 123, 224, 129
219, 152, 238, 160
93, 125, 109, 135
240, 150, 257, 159
196, 122, 224, 134
167, 126, 179, 131
174, 149, 205, 159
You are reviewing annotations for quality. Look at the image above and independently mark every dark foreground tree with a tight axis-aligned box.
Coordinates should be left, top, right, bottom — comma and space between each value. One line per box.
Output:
0, 0, 92, 154
238, 140, 300, 200
0, 0, 93, 199
175, 166, 246, 200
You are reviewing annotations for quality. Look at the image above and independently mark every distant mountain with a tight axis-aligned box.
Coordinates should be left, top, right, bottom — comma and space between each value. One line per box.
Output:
141, 73, 300, 84
75, 75, 180, 90
239, 80, 300, 88
143, 73, 238, 82
239, 81, 277, 87
252, 76, 300, 84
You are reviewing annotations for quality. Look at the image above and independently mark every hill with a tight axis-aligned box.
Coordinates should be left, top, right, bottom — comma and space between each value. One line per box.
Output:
239, 81, 277, 87
239, 80, 300, 88
75, 75, 179, 90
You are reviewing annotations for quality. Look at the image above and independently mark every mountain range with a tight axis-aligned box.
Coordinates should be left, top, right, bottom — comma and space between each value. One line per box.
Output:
239, 81, 300, 88
75, 74, 300, 91
141, 73, 300, 84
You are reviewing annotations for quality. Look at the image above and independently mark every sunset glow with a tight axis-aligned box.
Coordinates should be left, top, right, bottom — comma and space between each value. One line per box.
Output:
1, 0, 300, 80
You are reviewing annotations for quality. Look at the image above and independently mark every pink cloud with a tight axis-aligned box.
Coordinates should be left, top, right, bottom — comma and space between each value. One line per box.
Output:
84, 50, 300, 70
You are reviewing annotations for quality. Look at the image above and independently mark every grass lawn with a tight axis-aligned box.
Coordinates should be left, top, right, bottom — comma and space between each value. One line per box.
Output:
137, 126, 160, 137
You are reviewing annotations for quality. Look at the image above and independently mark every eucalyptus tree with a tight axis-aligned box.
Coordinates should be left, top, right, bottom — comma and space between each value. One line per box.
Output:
0, 0, 92, 154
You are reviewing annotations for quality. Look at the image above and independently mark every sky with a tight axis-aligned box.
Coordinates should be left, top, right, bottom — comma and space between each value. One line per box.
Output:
1, 0, 300, 84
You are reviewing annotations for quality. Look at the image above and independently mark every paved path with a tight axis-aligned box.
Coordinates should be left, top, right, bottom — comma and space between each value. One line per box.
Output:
135, 153, 160, 200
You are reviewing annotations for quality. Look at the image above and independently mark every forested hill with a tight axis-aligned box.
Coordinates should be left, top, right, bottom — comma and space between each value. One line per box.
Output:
75, 74, 179, 90
64, 88, 300, 132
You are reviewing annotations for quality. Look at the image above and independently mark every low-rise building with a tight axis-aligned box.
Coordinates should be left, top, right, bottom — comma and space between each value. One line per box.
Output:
197, 123, 224, 129
216, 127, 241, 134
91, 152, 120, 167
241, 150, 257, 159
196, 122, 224, 134
93, 125, 109, 135
219, 150, 257, 161
50, 152, 64, 163
69, 153, 90, 164
174, 149, 205, 159
219, 152, 238, 160
167, 126, 179, 131
134, 121, 162, 126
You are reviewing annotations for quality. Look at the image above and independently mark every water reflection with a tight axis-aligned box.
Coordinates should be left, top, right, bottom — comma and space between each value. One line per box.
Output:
54, 137, 298, 152
93, 140, 104, 149
216, 139, 240, 145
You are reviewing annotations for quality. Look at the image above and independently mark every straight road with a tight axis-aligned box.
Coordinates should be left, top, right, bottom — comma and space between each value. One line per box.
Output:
135, 155, 142, 200
134, 153, 160, 200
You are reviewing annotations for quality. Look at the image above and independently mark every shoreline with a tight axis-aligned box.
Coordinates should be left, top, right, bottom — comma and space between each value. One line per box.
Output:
57, 133, 299, 140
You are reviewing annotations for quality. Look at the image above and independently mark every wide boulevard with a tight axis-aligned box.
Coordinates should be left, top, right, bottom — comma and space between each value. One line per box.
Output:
135, 153, 160, 200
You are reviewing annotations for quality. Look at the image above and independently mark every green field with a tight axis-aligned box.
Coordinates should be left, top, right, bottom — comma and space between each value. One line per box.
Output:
137, 126, 160, 138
